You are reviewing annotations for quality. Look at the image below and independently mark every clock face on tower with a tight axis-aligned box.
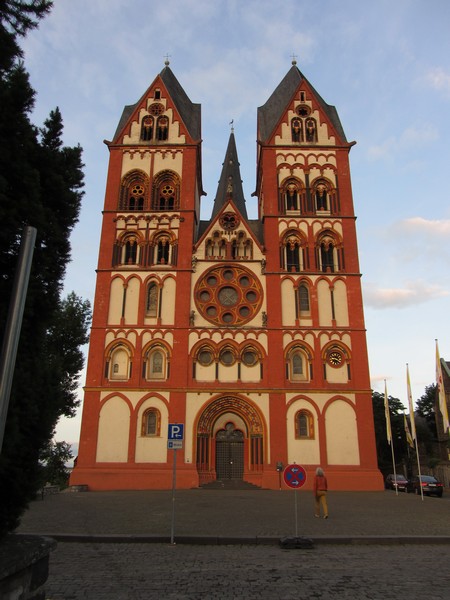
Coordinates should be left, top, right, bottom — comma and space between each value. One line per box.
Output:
194, 265, 263, 326
327, 350, 343, 367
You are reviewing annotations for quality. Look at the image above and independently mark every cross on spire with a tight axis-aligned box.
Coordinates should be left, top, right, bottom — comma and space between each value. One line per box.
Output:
291, 53, 297, 65
164, 53, 171, 66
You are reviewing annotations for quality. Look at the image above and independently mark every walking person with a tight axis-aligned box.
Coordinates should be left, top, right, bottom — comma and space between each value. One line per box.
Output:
313, 467, 328, 519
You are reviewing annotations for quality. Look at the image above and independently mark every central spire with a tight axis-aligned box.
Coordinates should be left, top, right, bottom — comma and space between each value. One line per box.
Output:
211, 131, 247, 220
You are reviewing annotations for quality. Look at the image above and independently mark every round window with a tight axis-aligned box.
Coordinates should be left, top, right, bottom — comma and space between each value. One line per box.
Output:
242, 350, 257, 366
220, 350, 235, 365
194, 264, 263, 326
198, 350, 213, 366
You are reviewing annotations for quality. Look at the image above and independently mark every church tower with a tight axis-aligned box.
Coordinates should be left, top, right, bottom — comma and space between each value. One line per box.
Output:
71, 61, 382, 491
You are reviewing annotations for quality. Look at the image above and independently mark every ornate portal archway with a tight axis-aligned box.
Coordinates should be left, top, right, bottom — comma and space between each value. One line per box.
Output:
196, 395, 265, 485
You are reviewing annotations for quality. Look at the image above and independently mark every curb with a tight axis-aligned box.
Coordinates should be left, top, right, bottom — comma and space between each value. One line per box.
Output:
18, 533, 450, 546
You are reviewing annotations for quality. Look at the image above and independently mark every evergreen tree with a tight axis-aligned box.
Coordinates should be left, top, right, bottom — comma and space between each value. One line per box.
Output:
0, 1, 91, 537
372, 391, 407, 473
40, 440, 73, 488
416, 384, 438, 439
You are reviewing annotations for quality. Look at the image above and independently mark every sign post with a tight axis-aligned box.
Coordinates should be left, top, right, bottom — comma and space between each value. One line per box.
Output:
168, 424, 184, 545
283, 463, 306, 536
280, 463, 313, 549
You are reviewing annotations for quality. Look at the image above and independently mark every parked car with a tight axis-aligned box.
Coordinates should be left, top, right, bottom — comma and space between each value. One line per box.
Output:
409, 475, 444, 497
385, 474, 409, 492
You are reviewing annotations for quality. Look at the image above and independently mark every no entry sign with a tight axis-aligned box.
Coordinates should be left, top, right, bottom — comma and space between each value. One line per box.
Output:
283, 464, 307, 489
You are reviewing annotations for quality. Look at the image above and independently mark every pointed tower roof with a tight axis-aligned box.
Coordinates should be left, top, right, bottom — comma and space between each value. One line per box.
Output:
257, 64, 347, 143
113, 64, 201, 142
211, 131, 248, 220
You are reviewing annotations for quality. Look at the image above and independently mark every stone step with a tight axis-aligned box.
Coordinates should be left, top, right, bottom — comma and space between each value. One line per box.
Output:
200, 479, 261, 490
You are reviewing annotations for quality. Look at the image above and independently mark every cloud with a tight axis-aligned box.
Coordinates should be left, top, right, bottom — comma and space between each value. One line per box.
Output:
367, 125, 438, 161
397, 217, 450, 237
424, 67, 450, 98
363, 281, 449, 309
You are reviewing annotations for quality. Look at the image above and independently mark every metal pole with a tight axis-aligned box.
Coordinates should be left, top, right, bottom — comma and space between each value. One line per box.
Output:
294, 488, 298, 537
170, 448, 177, 544
0, 226, 37, 453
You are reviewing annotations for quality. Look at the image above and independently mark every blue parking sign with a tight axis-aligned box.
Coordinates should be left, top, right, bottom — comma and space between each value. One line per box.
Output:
168, 423, 184, 440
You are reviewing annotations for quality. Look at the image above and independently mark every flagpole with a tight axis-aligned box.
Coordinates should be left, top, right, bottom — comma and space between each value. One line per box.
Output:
436, 339, 450, 438
407, 364, 423, 501
384, 380, 398, 495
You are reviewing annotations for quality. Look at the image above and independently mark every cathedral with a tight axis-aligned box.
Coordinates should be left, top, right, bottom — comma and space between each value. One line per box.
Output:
70, 61, 383, 491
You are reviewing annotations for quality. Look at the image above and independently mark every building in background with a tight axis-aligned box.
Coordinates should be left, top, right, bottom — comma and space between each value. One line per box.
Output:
70, 61, 382, 490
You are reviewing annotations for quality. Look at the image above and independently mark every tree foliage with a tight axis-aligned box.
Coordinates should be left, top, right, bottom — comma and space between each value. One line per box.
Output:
371, 391, 407, 473
40, 440, 73, 488
416, 383, 438, 438
0, 1, 91, 537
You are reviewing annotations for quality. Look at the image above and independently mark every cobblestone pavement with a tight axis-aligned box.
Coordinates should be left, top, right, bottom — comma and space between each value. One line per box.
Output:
15, 490, 450, 599
46, 542, 449, 599
18, 489, 450, 539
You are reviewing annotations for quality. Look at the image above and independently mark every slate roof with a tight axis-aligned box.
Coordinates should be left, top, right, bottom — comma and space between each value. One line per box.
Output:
113, 66, 201, 142
211, 132, 248, 220
257, 65, 347, 144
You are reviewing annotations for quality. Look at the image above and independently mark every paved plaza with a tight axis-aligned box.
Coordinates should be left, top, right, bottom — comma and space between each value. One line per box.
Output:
16, 489, 450, 599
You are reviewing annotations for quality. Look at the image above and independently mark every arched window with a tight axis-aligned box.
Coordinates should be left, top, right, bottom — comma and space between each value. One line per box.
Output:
231, 231, 253, 259
314, 181, 329, 212
141, 408, 161, 436
305, 117, 317, 142
297, 283, 310, 316
156, 116, 169, 141
119, 171, 148, 211
155, 234, 170, 265
219, 347, 236, 366
123, 235, 139, 265
108, 344, 131, 380
204, 231, 227, 259
281, 179, 302, 213
152, 171, 180, 211
295, 410, 314, 439
282, 232, 306, 272
197, 346, 214, 366
287, 347, 310, 382
144, 346, 168, 380
140, 116, 154, 141
146, 282, 160, 317
318, 234, 336, 273
291, 117, 303, 142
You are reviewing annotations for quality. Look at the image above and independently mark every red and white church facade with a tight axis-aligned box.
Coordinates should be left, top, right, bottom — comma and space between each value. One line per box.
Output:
70, 61, 383, 491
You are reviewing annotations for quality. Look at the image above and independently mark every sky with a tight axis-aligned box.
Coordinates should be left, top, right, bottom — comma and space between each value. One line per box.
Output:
19, 0, 450, 447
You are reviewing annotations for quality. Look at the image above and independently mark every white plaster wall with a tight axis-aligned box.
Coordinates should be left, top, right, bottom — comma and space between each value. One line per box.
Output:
108, 278, 124, 324
96, 396, 130, 462
195, 363, 216, 381
324, 363, 348, 384
286, 398, 320, 465
240, 363, 260, 383
161, 277, 176, 324
124, 276, 140, 324
153, 150, 183, 176
325, 399, 360, 465
135, 396, 169, 463
121, 151, 152, 176
333, 279, 349, 327
317, 279, 332, 326
281, 278, 295, 327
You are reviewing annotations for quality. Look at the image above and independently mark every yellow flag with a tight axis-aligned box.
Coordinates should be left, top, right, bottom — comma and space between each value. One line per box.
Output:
384, 381, 392, 444
404, 413, 414, 448
436, 340, 450, 434
406, 364, 416, 441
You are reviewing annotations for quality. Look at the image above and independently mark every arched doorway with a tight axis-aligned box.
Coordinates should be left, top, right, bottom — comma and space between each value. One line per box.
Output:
215, 423, 244, 480
196, 395, 265, 486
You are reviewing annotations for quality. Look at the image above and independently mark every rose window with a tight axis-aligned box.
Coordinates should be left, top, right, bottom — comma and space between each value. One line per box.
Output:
194, 265, 263, 326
